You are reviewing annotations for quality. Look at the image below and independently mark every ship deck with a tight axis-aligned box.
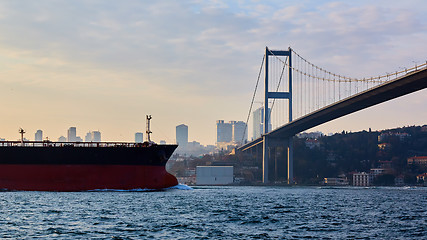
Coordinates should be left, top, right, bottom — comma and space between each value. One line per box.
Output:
0, 141, 169, 148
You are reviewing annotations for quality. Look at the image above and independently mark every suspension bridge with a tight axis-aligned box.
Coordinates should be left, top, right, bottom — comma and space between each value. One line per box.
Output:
237, 47, 427, 184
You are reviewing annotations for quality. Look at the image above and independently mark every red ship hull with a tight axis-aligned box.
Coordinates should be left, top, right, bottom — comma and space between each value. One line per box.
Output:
0, 164, 178, 191
0, 142, 178, 191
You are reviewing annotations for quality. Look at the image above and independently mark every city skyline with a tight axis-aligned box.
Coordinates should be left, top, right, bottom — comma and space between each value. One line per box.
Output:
1, 127, 105, 142
0, 1, 426, 145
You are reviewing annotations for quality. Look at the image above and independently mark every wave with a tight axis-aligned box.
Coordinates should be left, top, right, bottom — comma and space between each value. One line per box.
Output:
167, 184, 193, 190
87, 184, 193, 192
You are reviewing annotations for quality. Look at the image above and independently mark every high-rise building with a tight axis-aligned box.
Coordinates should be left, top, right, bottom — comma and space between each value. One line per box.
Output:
85, 132, 92, 142
67, 127, 77, 142
231, 121, 247, 144
176, 124, 188, 149
253, 108, 263, 139
35, 130, 43, 141
92, 131, 101, 142
216, 120, 232, 143
253, 107, 271, 139
135, 132, 143, 143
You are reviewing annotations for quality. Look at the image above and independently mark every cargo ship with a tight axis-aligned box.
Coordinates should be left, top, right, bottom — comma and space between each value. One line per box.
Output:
0, 116, 178, 191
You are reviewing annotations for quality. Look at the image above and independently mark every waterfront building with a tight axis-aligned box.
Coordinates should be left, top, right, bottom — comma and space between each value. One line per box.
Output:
35, 130, 43, 141
67, 127, 77, 142
353, 172, 371, 186
58, 136, 66, 142
416, 173, 427, 186
407, 156, 427, 167
176, 124, 188, 149
216, 120, 232, 143
369, 168, 389, 183
135, 132, 143, 143
394, 175, 405, 186
196, 166, 233, 185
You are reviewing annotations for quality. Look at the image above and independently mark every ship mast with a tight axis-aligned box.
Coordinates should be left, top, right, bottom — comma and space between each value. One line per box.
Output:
146, 115, 152, 142
19, 128, 25, 146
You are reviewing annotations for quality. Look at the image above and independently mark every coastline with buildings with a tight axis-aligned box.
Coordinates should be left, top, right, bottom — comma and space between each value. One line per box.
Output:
168, 124, 427, 187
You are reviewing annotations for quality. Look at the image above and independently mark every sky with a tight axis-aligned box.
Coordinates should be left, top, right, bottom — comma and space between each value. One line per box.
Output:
0, 0, 426, 145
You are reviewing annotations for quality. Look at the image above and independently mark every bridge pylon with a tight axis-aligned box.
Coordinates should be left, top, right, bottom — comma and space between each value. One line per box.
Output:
262, 47, 294, 184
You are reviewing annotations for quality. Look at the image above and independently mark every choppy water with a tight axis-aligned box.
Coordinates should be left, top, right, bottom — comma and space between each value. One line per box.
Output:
0, 185, 425, 239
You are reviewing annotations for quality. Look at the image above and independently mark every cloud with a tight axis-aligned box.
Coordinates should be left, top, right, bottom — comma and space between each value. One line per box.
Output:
0, 0, 426, 144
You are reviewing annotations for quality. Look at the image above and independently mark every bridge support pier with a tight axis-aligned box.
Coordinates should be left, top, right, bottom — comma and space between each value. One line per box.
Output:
262, 137, 294, 184
262, 135, 269, 183
287, 137, 294, 184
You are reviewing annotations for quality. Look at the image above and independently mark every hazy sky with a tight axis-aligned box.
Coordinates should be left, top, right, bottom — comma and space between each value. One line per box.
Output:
0, 0, 426, 145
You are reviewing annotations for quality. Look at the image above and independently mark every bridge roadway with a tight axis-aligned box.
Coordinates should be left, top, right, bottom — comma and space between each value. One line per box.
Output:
238, 67, 427, 152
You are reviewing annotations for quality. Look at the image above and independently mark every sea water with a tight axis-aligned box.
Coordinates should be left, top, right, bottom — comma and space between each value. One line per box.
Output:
0, 186, 425, 239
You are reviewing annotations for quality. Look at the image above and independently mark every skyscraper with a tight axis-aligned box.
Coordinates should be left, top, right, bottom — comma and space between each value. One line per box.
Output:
216, 120, 232, 143
67, 127, 77, 142
85, 131, 101, 142
92, 131, 101, 142
253, 107, 271, 139
232, 121, 247, 144
35, 130, 43, 141
85, 132, 92, 142
176, 124, 188, 149
135, 132, 143, 143
253, 108, 263, 139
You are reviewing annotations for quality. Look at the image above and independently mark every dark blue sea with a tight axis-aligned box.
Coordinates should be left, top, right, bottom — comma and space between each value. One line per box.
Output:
0, 185, 425, 239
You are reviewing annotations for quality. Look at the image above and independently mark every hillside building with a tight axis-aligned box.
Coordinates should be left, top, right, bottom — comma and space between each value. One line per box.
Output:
353, 172, 371, 186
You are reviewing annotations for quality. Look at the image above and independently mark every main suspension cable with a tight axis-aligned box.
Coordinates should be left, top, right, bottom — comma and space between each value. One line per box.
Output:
242, 54, 265, 143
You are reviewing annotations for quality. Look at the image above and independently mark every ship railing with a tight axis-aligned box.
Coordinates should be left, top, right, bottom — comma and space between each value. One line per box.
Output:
0, 141, 153, 148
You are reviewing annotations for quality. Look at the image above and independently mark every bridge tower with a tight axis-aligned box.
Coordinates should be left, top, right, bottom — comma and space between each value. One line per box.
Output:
263, 47, 293, 184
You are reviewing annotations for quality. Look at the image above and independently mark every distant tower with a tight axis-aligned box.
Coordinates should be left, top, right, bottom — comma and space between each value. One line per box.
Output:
176, 124, 188, 149
92, 131, 101, 142
253, 108, 263, 139
35, 130, 43, 142
216, 120, 232, 143
67, 127, 77, 142
85, 132, 92, 142
253, 107, 271, 139
135, 132, 144, 143
232, 121, 247, 144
